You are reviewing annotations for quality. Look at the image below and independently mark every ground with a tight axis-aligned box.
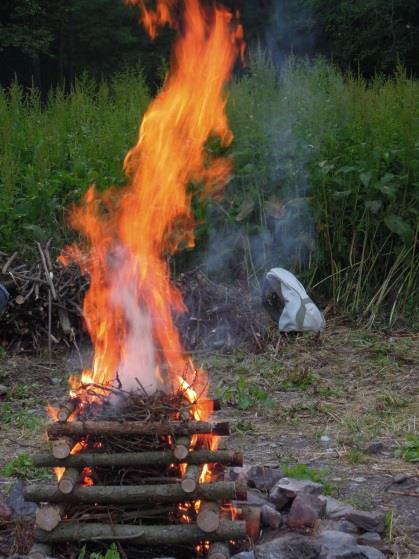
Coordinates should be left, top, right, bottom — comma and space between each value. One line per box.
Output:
0, 320, 418, 557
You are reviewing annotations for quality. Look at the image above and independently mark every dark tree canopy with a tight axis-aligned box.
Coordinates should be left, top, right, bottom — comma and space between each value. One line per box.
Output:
0, 0, 418, 92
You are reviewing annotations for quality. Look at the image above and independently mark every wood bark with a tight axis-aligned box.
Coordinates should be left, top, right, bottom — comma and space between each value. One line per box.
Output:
35, 520, 246, 544
58, 468, 79, 494
196, 502, 220, 533
181, 464, 201, 493
25, 480, 247, 505
208, 542, 230, 559
48, 420, 230, 437
57, 399, 78, 423
32, 449, 243, 469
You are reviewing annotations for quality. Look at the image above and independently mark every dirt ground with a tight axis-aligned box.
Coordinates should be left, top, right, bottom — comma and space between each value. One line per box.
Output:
0, 319, 418, 557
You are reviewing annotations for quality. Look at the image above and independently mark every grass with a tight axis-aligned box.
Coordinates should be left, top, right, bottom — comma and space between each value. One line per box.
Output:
395, 435, 419, 463
0, 453, 49, 480
0, 55, 418, 324
281, 463, 334, 495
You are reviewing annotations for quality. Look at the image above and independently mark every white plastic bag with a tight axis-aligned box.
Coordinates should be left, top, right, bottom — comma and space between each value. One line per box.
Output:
263, 267, 325, 332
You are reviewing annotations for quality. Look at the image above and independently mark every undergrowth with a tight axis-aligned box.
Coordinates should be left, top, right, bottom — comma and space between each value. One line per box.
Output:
0, 54, 417, 324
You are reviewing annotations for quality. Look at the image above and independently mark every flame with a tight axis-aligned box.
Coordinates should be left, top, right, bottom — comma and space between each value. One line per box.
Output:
60, 0, 243, 397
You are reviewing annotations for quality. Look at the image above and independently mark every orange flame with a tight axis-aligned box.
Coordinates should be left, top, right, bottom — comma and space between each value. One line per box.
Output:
61, 0, 243, 396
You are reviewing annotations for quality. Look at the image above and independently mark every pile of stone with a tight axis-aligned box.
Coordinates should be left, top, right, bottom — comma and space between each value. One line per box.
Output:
230, 465, 388, 559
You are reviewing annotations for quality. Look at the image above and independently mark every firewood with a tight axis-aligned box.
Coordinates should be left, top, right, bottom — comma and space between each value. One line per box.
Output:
181, 464, 201, 493
208, 542, 230, 559
196, 502, 220, 533
35, 505, 64, 532
34, 520, 247, 544
173, 436, 190, 460
57, 399, 78, 422
58, 468, 79, 494
32, 449, 243, 468
48, 420, 230, 437
51, 437, 74, 459
25, 479, 247, 504
28, 543, 52, 559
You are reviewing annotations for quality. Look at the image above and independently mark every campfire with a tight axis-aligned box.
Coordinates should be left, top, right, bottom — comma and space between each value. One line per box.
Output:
23, 0, 251, 557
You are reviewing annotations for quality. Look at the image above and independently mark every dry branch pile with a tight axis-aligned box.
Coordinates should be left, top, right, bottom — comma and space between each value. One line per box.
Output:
0, 246, 270, 353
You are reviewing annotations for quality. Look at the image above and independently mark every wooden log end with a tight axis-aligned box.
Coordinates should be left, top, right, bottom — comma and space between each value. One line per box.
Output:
208, 542, 230, 559
213, 421, 230, 436
173, 445, 189, 460
196, 502, 220, 533
51, 438, 73, 459
58, 468, 79, 495
36, 505, 62, 532
181, 478, 197, 493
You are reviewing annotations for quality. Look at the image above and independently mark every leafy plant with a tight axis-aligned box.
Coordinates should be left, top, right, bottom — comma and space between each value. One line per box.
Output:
282, 463, 334, 495
78, 543, 121, 559
0, 453, 48, 479
0, 403, 43, 429
395, 435, 419, 462
218, 376, 274, 411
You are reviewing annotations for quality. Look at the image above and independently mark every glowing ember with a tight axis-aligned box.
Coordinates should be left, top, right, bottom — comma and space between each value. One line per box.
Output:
59, 0, 243, 400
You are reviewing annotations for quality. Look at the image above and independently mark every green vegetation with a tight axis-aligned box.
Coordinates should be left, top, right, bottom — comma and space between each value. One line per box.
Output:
217, 375, 273, 411
395, 434, 419, 462
282, 463, 334, 494
78, 544, 121, 559
0, 402, 43, 429
0, 55, 418, 323
0, 453, 48, 479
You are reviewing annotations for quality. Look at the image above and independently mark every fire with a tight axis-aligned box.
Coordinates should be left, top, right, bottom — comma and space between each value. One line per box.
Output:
60, 0, 243, 399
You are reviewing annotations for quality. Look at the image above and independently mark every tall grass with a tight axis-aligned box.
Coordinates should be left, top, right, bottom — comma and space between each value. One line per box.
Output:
225, 52, 419, 325
0, 69, 149, 249
0, 56, 417, 325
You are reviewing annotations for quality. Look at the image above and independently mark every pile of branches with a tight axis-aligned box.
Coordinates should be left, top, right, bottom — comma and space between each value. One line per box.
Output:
0, 246, 270, 354
0, 243, 87, 352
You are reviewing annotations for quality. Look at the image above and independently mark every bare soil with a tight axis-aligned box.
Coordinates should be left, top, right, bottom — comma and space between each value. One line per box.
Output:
0, 320, 418, 557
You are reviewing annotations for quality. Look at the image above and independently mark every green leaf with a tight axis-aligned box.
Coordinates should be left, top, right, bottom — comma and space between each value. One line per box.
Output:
384, 214, 414, 241
360, 172, 372, 187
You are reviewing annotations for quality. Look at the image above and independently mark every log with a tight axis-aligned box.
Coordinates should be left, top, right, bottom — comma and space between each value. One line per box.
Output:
48, 420, 230, 437
208, 542, 230, 559
196, 502, 220, 533
35, 504, 64, 532
57, 399, 78, 423
25, 479, 247, 505
31, 449, 243, 468
51, 437, 73, 459
181, 465, 201, 493
173, 436, 190, 460
58, 467, 79, 494
28, 543, 52, 559
35, 521, 246, 544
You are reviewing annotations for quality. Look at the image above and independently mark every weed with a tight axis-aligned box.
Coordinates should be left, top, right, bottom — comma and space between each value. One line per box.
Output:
0, 403, 43, 429
282, 463, 334, 495
384, 510, 395, 542
345, 448, 370, 465
0, 453, 48, 480
234, 420, 255, 434
217, 376, 274, 411
78, 543, 121, 559
279, 368, 319, 391
395, 434, 419, 462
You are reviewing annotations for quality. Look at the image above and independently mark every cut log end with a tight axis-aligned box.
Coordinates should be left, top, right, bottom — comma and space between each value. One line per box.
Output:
36, 505, 63, 532
58, 468, 79, 494
173, 445, 189, 460
208, 542, 230, 559
197, 502, 220, 533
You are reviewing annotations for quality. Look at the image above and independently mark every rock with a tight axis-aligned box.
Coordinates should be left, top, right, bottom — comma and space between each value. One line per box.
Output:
392, 473, 410, 484
287, 494, 326, 530
357, 533, 381, 546
365, 441, 384, 455
326, 546, 385, 559
319, 497, 354, 520
255, 534, 322, 559
261, 505, 283, 529
6, 480, 37, 519
246, 489, 273, 507
317, 529, 357, 552
247, 466, 283, 492
346, 511, 385, 534
269, 478, 323, 510
0, 384, 7, 395
231, 553, 256, 559
319, 520, 358, 534
356, 546, 384, 559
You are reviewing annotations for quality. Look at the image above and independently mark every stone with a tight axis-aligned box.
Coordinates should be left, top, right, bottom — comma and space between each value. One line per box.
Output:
346, 511, 385, 534
356, 546, 384, 559
269, 478, 324, 510
0, 384, 7, 395
319, 520, 358, 534
6, 480, 37, 519
261, 504, 283, 529
246, 489, 272, 507
319, 497, 354, 520
365, 442, 384, 455
231, 553, 256, 559
317, 529, 357, 552
357, 533, 381, 546
288, 494, 326, 530
392, 473, 410, 484
255, 534, 322, 559
247, 465, 284, 492
326, 546, 385, 559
